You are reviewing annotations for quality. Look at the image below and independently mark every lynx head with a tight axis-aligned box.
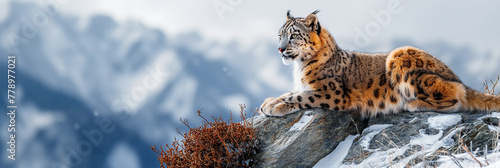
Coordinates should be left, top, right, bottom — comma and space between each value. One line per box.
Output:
278, 10, 322, 65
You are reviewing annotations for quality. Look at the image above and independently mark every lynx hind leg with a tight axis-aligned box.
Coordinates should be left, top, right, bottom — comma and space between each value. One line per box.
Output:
385, 46, 427, 102
406, 74, 466, 112
386, 46, 460, 84
387, 46, 430, 83
386, 46, 465, 112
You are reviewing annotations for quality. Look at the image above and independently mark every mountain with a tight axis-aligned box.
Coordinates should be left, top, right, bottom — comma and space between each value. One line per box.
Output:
0, 1, 287, 168
0, 1, 498, 168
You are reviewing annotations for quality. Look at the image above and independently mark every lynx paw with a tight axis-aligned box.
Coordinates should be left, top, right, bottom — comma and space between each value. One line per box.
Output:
259, 97, 291, 117
260, 102, 289, 117
259, 97, 276, 116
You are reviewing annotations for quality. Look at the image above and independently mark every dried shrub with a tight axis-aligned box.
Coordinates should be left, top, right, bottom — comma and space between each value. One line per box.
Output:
483, 75, 499, 95
151, 105, 259, 168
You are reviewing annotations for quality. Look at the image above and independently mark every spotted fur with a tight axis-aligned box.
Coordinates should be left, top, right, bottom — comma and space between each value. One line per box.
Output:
259, 10, 500, 118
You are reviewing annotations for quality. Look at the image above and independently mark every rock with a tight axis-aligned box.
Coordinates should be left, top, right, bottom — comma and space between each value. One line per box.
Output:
450, 116, 499, 155
248, 109, 364, 168
341, 112, 499, 167
248, 109, 500, 168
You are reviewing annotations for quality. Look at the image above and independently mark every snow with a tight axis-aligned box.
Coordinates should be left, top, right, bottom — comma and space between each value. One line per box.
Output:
316, 114, 500, 167
3, 1, 500, 167
269, 129, 301, 153
478, 112, 500, 131
488, 125, 500, 132
268, 111, 317, 154
478, 112, 500, 120
409, 117, 419, 123
289, 110, 315, 132
359, 124, 393, 152
485, 159, 500, 168
410, 126, 464, 154
427, 114, 462, 129
436, 152, 500, 168
314, 135, 359, 168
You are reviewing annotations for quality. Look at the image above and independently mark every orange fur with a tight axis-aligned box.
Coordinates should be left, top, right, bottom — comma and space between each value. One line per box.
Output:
259, 11, 500, 118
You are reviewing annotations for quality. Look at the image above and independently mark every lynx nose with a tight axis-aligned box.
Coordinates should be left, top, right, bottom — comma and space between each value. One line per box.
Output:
278, 47, 286, 53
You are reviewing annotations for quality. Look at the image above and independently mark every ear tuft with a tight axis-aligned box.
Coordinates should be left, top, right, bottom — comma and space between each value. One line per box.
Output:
287, 10, 294, 20
305, 10, 321, 35
305, 12, 319, 27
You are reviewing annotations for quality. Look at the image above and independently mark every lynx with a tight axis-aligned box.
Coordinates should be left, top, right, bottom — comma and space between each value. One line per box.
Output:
259, 10, 500, 118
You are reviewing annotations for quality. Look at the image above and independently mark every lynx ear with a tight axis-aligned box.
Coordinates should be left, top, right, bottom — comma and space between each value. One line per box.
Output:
305, 10, 321, 35
305, 10, 320, 26
286, 10, 294, 20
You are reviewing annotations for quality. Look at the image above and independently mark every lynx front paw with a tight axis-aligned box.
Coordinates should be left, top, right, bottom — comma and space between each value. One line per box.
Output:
259, 97, 276, 116
258, 97, 273, 114
259, 97, 289, 117
260, 102, 290, 117
259, 97, 299, 117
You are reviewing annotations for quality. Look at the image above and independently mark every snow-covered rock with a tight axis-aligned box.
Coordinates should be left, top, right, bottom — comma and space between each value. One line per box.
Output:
249, 110, 500, 168
248, 109, 362, 168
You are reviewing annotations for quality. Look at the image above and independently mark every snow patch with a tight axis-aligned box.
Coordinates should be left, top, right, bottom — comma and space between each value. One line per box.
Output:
268, 111, 317, 154
409, 117, 419, 123
342, 146, 410, 168
488, 125, 500, 132
329, 114, 475, 167
411, 127, 464, 154
314, 135, 359, 168
270, 131, 301, 153
289, 111, 315, 131
485, 159, 500, 168
490, 112, 500, 117
436, 151, 500, 168
428, 114, 462, 129
478, 112, 500, 120
339, 126, 465, 168
359, 124, 392, 151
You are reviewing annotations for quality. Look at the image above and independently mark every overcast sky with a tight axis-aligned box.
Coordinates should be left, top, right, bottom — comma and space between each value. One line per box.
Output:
3, 0, 498, 56
37, 0, 499, 55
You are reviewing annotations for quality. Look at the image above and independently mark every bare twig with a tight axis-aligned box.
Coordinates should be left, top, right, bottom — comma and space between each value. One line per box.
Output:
350, 117, 361, 135
484, 144, 489, 165
490, 75, 499, 94
484, 75, 499, 94
448, 153, 464, 168
460, 139, 485, 167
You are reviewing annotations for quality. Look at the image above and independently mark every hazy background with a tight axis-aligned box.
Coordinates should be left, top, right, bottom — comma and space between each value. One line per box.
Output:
0, 0, 499, 167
